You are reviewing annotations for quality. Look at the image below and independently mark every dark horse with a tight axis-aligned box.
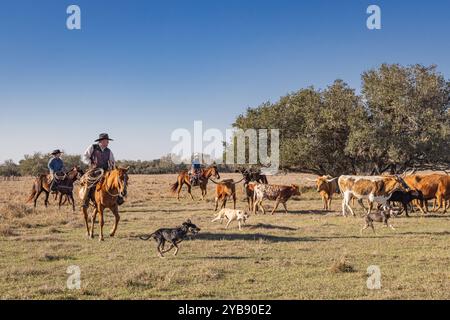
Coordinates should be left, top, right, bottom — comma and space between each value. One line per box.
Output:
26, 166, 84, 211
170, 165, 220, 200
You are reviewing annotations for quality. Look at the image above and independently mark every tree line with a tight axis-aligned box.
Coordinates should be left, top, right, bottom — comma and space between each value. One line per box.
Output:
231, 64, 450, 176
2, 64, 449, 178
0, 153, 236, 177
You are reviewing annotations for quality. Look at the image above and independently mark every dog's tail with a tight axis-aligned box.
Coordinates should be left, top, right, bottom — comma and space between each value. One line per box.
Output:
139, 232, 156, 241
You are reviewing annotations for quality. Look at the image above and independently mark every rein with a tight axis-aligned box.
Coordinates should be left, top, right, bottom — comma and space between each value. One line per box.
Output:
104, 172, 127, 198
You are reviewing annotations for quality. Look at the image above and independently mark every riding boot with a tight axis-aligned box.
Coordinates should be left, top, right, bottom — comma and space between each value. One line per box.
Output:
117, 196, 125, 206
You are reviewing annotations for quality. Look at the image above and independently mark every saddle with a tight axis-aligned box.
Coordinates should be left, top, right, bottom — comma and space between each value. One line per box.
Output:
48, 171, 66, 192
190, 169, 202, 186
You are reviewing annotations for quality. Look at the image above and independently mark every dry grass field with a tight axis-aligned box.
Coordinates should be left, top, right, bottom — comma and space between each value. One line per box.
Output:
0, 173, 449, 300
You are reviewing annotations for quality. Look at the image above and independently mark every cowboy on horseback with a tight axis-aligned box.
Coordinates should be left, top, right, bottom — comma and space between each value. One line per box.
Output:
189, 153, 203, 186
80, 133, 122, 209
48, 149, 65, 192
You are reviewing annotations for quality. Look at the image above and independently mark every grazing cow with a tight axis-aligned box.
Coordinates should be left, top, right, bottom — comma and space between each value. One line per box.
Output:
209, 178, 242, 211
312, 176, 339, 211
338, 175, 409, 217
387, 190, 424, 217
403, 174, 445, 213
253, 184, 301, 215
435, 175, 450, 213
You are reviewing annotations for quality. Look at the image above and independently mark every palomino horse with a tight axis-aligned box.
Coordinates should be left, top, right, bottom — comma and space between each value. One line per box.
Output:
170, 165, 220, 200
82, 167, 129, 241
27, 166, 84, 211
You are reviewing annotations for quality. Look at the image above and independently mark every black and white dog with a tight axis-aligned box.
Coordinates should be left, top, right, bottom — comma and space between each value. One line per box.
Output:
140, 220, 200, 258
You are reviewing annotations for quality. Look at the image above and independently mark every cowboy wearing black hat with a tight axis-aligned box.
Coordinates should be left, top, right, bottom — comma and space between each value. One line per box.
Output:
48, 149, 65, 191
82, 133, 115, 171
81, 133, 119, 209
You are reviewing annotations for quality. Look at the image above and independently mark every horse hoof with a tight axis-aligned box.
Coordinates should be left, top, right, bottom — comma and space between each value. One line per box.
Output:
99, 238, 104, 242
109, 233, 115, 237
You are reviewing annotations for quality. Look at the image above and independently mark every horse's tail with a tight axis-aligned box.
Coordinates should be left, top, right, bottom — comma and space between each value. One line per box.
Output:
170, 181, 179, 193
26, 182, 38, 203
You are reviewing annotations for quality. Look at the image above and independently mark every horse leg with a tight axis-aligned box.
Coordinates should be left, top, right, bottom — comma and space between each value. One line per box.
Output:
110, 205, 120, 237
176, 178, 183, 201
34, 189, 42, 208
82, 207, 90, 238
98, 206, 105, 241
89, 208, 97, 239
187, 184, 194, 201
44, 191, 50, 207
70, 193, 75, 212
233, 193, 236, 209
201, 185, 207, 200
58, 193, 63, 210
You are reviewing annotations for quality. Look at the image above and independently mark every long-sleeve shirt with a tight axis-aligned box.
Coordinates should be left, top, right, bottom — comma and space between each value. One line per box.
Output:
48, 157, 64, 174
82, 144, 115, 169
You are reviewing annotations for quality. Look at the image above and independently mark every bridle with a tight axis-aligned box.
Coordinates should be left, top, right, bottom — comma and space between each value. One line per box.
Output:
105, 171, 128, 198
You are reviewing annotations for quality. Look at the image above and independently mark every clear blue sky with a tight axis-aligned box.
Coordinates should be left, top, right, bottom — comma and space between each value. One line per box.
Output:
0, 0, 449, 162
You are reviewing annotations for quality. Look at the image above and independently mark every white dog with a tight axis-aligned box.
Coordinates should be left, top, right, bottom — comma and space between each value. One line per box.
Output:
211, 208, 249, 230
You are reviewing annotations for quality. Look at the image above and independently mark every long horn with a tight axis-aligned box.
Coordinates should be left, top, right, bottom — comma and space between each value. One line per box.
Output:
231, 177, 245, 185
305, 178, 317, 182
208, 178, 220, 184
403, 168, 416, 177
326, 177, 339, 182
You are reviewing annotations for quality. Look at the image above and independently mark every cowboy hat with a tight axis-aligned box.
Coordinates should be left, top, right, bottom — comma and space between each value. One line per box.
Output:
51, 149, 63, 155
95, 133, 114, 142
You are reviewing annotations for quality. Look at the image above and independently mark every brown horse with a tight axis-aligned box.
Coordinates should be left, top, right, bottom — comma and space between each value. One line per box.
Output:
27, 166, 83, 211
82, 167, 129, 241
170, 165, 220, 200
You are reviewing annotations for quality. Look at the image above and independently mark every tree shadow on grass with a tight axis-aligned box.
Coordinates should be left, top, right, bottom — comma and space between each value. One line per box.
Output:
121, 207, 205, 214
194, 232, 321, 243
400, 231, 450, 236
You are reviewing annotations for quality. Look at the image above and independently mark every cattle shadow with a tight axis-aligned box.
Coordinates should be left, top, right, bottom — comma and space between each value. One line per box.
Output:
286, 210, 329, 215
412, 214, 450, 219
194, 232, 320, 243
247, 223, 297, 231
195, 256, 250, 260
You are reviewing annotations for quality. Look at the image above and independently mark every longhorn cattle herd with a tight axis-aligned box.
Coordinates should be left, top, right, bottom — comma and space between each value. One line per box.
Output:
202, 168, 450, 238
25, 166, 450, 256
